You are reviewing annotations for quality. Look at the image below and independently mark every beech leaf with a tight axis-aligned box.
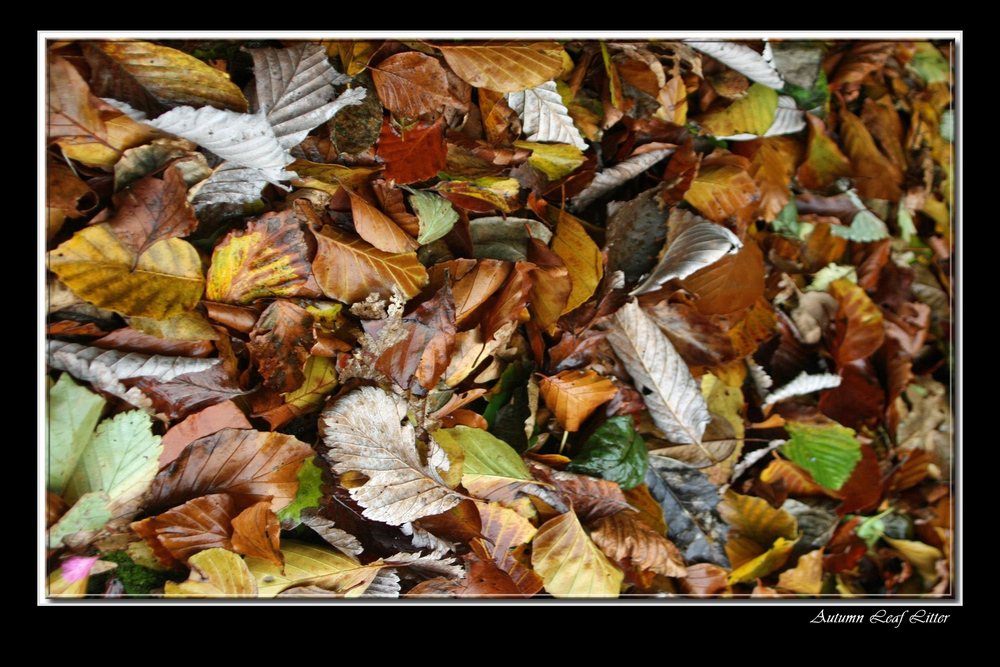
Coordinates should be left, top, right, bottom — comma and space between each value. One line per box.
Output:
763, 371, 843, 408
607, 300, 711, 446
539, 369, 618, 433
320, 387, 464, 525
781, 421, 862, 491
47, 340, 220, 384
686, 41, 785, 90
531, 510, 624, 598
165, 548, 257, 598
568, 416, 649, 490
47, 373, 106, 496
438, 43, 565, 93
370, 51, 455, 120
405, 188, 459, 245
590, 510, 687, 577
571, 148, 674, 211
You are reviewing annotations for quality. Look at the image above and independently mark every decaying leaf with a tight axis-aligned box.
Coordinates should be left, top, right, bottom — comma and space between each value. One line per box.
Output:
590, 510, 687, 577
321, 387, 464, 525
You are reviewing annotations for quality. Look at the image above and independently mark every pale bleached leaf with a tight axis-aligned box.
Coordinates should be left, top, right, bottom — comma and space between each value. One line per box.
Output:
361, 569, 401, 597
506, 80, 588, 150
139, 106, 296, 185
570, 148, 674, 211
47, 342, 166, 418
320, 386, 464, 525
686, 40, 785, 90
763, 371, 843, 409
832, 190, 890, 242
47, 341, 220, 382
300, 508, 364, 558
747, 358, 774, 397
190, 162, 267, 210
607, 300, 711, 445
400, 521, 458, 556
384, 550, 465, 579
468, 216, 552, 262
631, 209, 743, 295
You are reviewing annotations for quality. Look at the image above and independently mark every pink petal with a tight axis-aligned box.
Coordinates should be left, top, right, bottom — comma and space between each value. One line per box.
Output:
61, 556, 99, 583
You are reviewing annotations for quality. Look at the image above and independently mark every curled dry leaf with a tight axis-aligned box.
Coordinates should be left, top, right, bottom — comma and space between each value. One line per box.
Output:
320, 387, 464, 525
571, 148, 674, 211
132, 493, 238, 567
590, 510, 687, 577
46, 340, 219, 383
231, 501, 284, 568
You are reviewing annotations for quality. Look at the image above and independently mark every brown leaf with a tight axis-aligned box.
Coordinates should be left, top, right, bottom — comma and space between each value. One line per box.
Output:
145, 428, 313, 515
796, 113, 853, 191
136, 363, 250, 422
835, 444, 883, 516
47, 54, 107, 143
678, 562, 729, 596
438, 42, 564, 93
591, 510, 687, 577
744, 138, 796, 222
530, 464, 631, 525
478, 88, 522, 146
829, 42, 896, 92
645, 300, 736, 368
81, 41, 165, 118
481, 261, 534, 342
862, 95, 907, 171
47, 162, 97, 219
539, 369, 618, 432
206, 211, 315, 305
680, 237, 765, 316
840, 107, 903, 201
449, 259, 512, 328
311, 224, 428, 304
203, 301, 262, 334
159, 400, 252, 469
92, 326, 213, 358
829, 279, 886, 366
527, 237, 572, 333
777, 548, 824, 594
373, 281, 456, 393
104, 166, 198, 257
348, 190, 419, 254
247, 301, 315, 393
819, 359, 886, 432
370, 51, 456, 120
408, 552, 522, 598
231, 501, 283, 568
376, 117, 447, 184
132, 493, 238, 567
372, 180, 421, 237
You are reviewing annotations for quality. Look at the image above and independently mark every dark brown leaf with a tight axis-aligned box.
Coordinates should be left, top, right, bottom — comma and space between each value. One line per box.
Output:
247, 301, 315, 393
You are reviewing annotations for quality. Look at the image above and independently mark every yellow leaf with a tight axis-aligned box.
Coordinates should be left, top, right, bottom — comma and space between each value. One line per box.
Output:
439, 43, 565, 93
882, 536, 943, 583
128, 311, 219, 341
58, 113, 162, 168
531, 511, 624, 598
290, 160, 381, 198
48, 224, 203, 320
777, 548, 824, 594
164, 548, 258, 598
551, 207, 603, 315
515, 141, 585, 180
684, 163, 760, 223
719, 490, 797, 550
796, 113, 852, 191
312, 225, 428, 304
91, 41, 247, 112
436, 177, 521, 213
258, 356, 339, 430
699, 83, 778, 137
246, 540, 381, 598
701, 374, 746, 484
727, 536, 798, 585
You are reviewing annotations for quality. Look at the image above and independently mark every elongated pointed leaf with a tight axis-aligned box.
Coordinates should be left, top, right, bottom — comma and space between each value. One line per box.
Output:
607, 301, 710, 446
531, 511, 624, 598
165, 548, 257, 598
506, 80, 587, 150
47, 54, 107, 142
349, 190, 418, 254
46, 340, 219, 383
551, 207, 602, 314
632, 209, 742, 295
439, 43, 565, 93
47, 373, 106, 495
540, 370, 618, 432
571, 148, 674, 211
763, 371, 842, 408
686, 41, 785, 89
321, 387, 464, 525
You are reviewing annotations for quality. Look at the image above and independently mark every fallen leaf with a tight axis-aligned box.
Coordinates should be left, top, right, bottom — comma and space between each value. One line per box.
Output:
840, 107, 903, 201
406, 188, 459, 245
683, 162, 760, 225
590, 510, 687, 577
515, 141, 586, 180
47, 54, 107, 143
796, 113, 853, 190
777, 548, 824, 594
727, 536, 798, 585
539, 369, 618, 432
699, 83, 778, 137
469, 216, 552, 263
531, 464, 631, 524
376, 117, 447, 184
231, 501, 283, 568
348, 190, 419, 254
47, 492, 112, 550
145, 428, 312, 514
374, 281, 456, 392
531, 510, 624, 598
439, 43, 565, 93
49, 224, 204, 320
258, 356, 339, 429
686, 40, 785, 89
507, 80, 588, 150
781, 421, 862, 492
370, 51, 456, 120
321, 387, 464, 525
248, 300, 315, 393
568, 416, 649, 491
550, 207, 603, 314
571, 148, 674, 211
165, 548, 257, 598
436, 177, 521, 213
680, 237, 765, 316
247, 540, 386, 598
132, 493, 238, 567
47, 373, 107, 496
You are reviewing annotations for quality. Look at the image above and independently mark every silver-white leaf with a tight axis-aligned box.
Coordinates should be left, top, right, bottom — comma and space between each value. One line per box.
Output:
300, 508, 364, 558
506, 80, 588, 150
631, 209, 742, 295
746, 357, 774, 397
400, 521, 457, 556
190, 162, 268, 209
607, 300, 711, 445
685, 40, 785, 90
721, 438, 785, 494
47, 340, 220, 382
571, 148, 674, 211
384, 550, 465, 580
320, 386, 464, 525
361, 569, 401, 597
763, 371, 842, 409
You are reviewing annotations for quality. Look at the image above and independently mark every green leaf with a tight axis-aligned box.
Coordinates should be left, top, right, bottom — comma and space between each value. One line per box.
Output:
854, 508, 894, 547
404, 187, 459, 245
514, 141, 585, 180
567, 416, 649, 490
276, 456, 324, 529
47, 492, 112, 549
782, 69, 829, 112
47, 373, 106, 495
831, 211, 890, 242
771, 200, 801, 239
805, 263, 857, 293
908, 42, 951, 84
781, 421, 862, 491
63, 410, 163, 509
897, 207, 917, 244
432, 426, 532, 481
939, 109, 954, 142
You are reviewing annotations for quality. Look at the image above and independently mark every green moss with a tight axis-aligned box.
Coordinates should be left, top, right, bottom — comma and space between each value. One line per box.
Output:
87, 551, 182, 598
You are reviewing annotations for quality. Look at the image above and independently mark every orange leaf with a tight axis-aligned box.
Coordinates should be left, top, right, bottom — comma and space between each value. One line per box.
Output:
370, 51, 455, 120
348, 191, 418, 254
796, 113, 852, 190
481, 261, 534, 341
231, 501, 283, 568
777, 548, 825, 595
376, 117, 447, 185
679, 563, 729, 596
745, 138, 796, 222
159, 400, 252, 469
829, 42, 896, 91
132, 493, 238, 567
527, 237, 572, 333
539, 369, 618, 432
311, 224, 428, 304
840, 107, 902, 201
449, 259, 511, 328
590, 510, 687, 577
829, 279, 885, 366
680, 237, 765, 316
683, 162, 760, 224
759, 457, 836, 498
438, 42, 564, 93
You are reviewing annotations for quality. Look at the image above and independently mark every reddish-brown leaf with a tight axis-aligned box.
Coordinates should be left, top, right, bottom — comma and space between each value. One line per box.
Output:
407, 552, 522, 598
373, 281, 456, 393
414, 499, 484, 545
645, 299, 736, 368
376, 117, 447, 184
247, 300, 315, 393
132, 493, 239, 567
823, 516, 867, 573
530, 464, 631, 525
819, 359, 886, 431
136, 364, 250, 421
203, 301, 262, 334
47, 161, 97, 219
481, 261, 534, 342
91, 326, 213, 358
829, 279, 886, 366
801, 222, 849, 273
862, 95, 907, 171
372, 180, 421, 237
679, 563, 729, 596
836, 444, 883, 516
105, 167, 199, 257
840, 107, 903, 201
449, 259, 512, 328
829, 42, 896, 92
145, 428, 313, 515
370, 51, 455, 120
231, 501, 283, 568
348, 190, 419, 254
159, 400, 252, 469
590, 510, 687, 577
680, 237, 765, 316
